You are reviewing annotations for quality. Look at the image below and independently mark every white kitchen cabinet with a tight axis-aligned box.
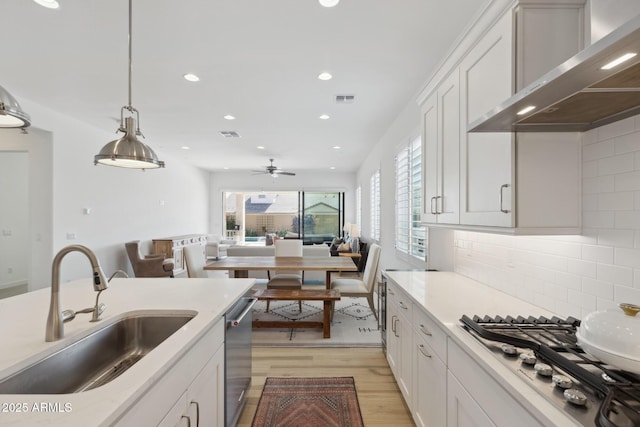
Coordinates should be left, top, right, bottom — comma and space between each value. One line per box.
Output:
386, 282, 413, 403
447, 339, 544, 427
456, 1, 584, 232
158, 344, 225, 427
413, 332, 447, 427
421, 69, 460, 225
117, 319, 225, 426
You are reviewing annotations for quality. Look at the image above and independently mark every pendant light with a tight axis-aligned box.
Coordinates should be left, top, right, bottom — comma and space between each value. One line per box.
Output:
94, 0, 165, 169
0, 85, 31, 128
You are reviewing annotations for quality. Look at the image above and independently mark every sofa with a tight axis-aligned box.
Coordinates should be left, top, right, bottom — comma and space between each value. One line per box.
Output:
226, 244, 330, 283
205, 235, 238, 259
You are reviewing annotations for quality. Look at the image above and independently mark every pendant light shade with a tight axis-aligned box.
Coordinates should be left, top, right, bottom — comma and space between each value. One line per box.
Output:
94, 0, 164, 170
0, 85, 31, 128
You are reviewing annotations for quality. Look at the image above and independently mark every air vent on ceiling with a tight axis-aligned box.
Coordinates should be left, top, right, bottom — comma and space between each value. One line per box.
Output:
335, 94, 355, 103
219, 131, 240, 138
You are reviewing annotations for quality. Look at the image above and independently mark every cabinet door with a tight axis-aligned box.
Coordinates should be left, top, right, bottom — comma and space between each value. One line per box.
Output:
187, 346, 225, 427
447, 371, 496, 427
397, 312, 413, 402
436, 69, 460, 225
459, 11, 514, 227
386, 289, 400, 375
421, 92, 438, 223
413, 335, 446, 427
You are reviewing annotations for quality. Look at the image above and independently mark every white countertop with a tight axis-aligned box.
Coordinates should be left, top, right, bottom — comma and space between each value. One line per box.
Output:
384, 271, 579, 427
0, 277, 254, 426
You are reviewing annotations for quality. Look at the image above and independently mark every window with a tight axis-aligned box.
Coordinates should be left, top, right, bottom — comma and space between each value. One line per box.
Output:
395, 137, 425, 260
370, 170, 380, 241
355, 185, 362, 231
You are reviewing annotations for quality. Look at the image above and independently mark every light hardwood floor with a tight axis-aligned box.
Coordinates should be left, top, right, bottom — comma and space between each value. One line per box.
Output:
236, 347, 415, 427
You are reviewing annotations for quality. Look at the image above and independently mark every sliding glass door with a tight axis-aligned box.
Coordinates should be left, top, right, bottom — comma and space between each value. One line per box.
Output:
223, 191, 345, 244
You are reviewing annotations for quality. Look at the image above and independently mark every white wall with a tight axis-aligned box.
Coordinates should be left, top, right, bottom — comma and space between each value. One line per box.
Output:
454, 116, 640, 319
5, 96, 210, 289
0, 152, 29, 288
209, 170, 356, 236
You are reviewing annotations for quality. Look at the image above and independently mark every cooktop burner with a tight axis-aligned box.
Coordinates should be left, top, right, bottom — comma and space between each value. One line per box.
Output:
460, 314, 640, 427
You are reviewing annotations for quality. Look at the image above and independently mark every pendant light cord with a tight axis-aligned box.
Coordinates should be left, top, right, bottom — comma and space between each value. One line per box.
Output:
128, 0, 132, 109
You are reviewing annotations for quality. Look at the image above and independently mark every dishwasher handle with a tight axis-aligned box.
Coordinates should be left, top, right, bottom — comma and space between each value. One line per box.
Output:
229, 297, 258, 327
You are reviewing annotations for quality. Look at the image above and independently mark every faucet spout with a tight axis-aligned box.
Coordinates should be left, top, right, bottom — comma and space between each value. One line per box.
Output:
45, 245, 109, 342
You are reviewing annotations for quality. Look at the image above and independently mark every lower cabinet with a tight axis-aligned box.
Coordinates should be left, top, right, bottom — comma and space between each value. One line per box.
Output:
158, 345, 225, 427
386, 282, 413, 402
413, 333, 447, 427
117, 319, 225, 426
447, 371, 495, 427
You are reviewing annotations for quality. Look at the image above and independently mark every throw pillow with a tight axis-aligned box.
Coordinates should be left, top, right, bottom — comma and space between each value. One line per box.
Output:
337, 242, 350, 252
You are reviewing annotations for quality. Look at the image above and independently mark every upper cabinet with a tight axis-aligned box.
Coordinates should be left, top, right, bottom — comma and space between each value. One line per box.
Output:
421, 0, 585, 234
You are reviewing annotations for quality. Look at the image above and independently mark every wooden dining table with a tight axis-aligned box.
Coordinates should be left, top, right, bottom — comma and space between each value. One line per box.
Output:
204, 256, 358, 289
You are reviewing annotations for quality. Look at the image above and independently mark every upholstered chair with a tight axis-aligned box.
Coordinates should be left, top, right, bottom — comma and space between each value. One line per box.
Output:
330, 243, 381, 320
184, 245, 210, 278
125, 240, 174, 278
266, 239, 303, 312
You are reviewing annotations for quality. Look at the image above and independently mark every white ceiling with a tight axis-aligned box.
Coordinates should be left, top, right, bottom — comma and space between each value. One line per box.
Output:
0, 0, 486, 173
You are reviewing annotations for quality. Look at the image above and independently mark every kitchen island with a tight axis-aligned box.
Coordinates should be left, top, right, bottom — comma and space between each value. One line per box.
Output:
384, 271, 580, 427
0, 277, 254, 426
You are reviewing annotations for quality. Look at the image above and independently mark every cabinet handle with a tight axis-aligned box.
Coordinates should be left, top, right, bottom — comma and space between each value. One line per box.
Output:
435, 195, 442, 214
399, 301, 408, 310
419, 324, 432, 336
394, 318, 400, 337
418, 344, 432, 358
499, 184, 511, 213
430, 196, 437, 215
189, 401, 200, 427
391, 315, 397, 334
388, 289, 395, 296
181, 415, 192, 427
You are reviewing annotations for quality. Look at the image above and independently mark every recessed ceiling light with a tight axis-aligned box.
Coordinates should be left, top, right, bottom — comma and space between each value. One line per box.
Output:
33, 0, 59, 9
223, 115, 236, 120
257, 146, 265, 150
517, 105, 536, 115
181, 146, 190, 150
601, 53, 637, 70
333, 146, 341, 149
329, 166, 336, 170
223, 167, 229, 170
319, 0, 339, 7
318, 72, 333, 81
183, 73, 200, 82
319, 114, 330, 120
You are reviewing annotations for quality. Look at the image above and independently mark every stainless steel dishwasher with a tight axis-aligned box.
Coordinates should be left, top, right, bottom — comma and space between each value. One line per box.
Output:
225, 294, 257, 427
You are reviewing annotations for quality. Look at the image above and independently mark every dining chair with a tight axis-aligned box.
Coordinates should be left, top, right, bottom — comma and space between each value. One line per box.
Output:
330, 243, 381, 320
266, 239, 303, 312
184, 245, 209, 278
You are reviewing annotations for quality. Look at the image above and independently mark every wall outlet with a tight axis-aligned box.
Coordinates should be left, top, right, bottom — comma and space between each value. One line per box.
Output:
7, 267, 13, 274
2, 229, 12, 236
66, 232, 77, 240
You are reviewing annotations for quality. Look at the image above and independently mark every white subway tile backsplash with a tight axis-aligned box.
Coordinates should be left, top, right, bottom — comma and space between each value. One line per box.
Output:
568, 289, 597, 310
583, 194, 598, 211
583, 160, 598, 178
614, 247, 640, 268
583, 140, 615, 161
598, 153, 634, 175
582, 277, 614, 299
582, 128, 597, 146
597, 229, 636, 248
634, 269, 640, 289
567, 258, 597, 278
583, 211, 615, 228
615, 212, 640, 229
582, 244, 614, 264
595, 298, 618, 311
597, 116, 636, 141
596, 263, 633, 286
614, 170, 640, 192
554, 271, 582, 290
597, 192, 634, 211
583, 175, 615, 194
615, 132, 640, 154
614, 284, 640, 304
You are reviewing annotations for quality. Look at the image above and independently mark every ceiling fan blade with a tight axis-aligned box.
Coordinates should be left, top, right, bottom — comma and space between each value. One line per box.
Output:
278, 171, 296, 176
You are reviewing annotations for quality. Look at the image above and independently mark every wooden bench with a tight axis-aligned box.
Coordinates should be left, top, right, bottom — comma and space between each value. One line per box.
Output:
251, 288, 341, 338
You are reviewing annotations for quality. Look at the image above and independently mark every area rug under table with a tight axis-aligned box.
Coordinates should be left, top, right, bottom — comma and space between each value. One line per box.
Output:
252, 377, 365, 427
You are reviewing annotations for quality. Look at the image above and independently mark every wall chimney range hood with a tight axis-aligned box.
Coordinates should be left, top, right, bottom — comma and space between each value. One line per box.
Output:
469, 13, 640, 133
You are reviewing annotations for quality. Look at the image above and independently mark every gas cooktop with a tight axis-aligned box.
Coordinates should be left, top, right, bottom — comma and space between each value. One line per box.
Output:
461, 314, 640, 427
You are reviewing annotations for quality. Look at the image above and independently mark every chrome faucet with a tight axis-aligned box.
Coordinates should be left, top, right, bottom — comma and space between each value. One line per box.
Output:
45, 245, 109, 342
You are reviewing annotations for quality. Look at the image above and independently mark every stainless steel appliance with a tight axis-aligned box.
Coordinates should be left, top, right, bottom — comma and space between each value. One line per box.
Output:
225, 295, 257, 427
461, 314, 640, 427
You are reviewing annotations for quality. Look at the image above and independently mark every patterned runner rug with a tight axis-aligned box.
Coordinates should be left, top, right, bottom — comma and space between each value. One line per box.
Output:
251, 297, 381, 347
251, 377, 365, 427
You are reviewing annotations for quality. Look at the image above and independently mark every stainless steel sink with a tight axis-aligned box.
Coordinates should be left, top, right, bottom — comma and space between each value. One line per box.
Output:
0, 312, 195, 394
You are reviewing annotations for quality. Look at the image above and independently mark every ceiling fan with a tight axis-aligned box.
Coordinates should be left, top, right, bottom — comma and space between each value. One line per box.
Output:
252, 159, 296, 177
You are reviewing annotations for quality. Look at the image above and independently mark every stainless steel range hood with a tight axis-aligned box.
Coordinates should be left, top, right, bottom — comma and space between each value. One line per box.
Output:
469, 13, 640, 133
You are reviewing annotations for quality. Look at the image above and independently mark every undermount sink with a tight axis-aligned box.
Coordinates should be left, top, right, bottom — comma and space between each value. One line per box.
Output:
0, 312, 195, 394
